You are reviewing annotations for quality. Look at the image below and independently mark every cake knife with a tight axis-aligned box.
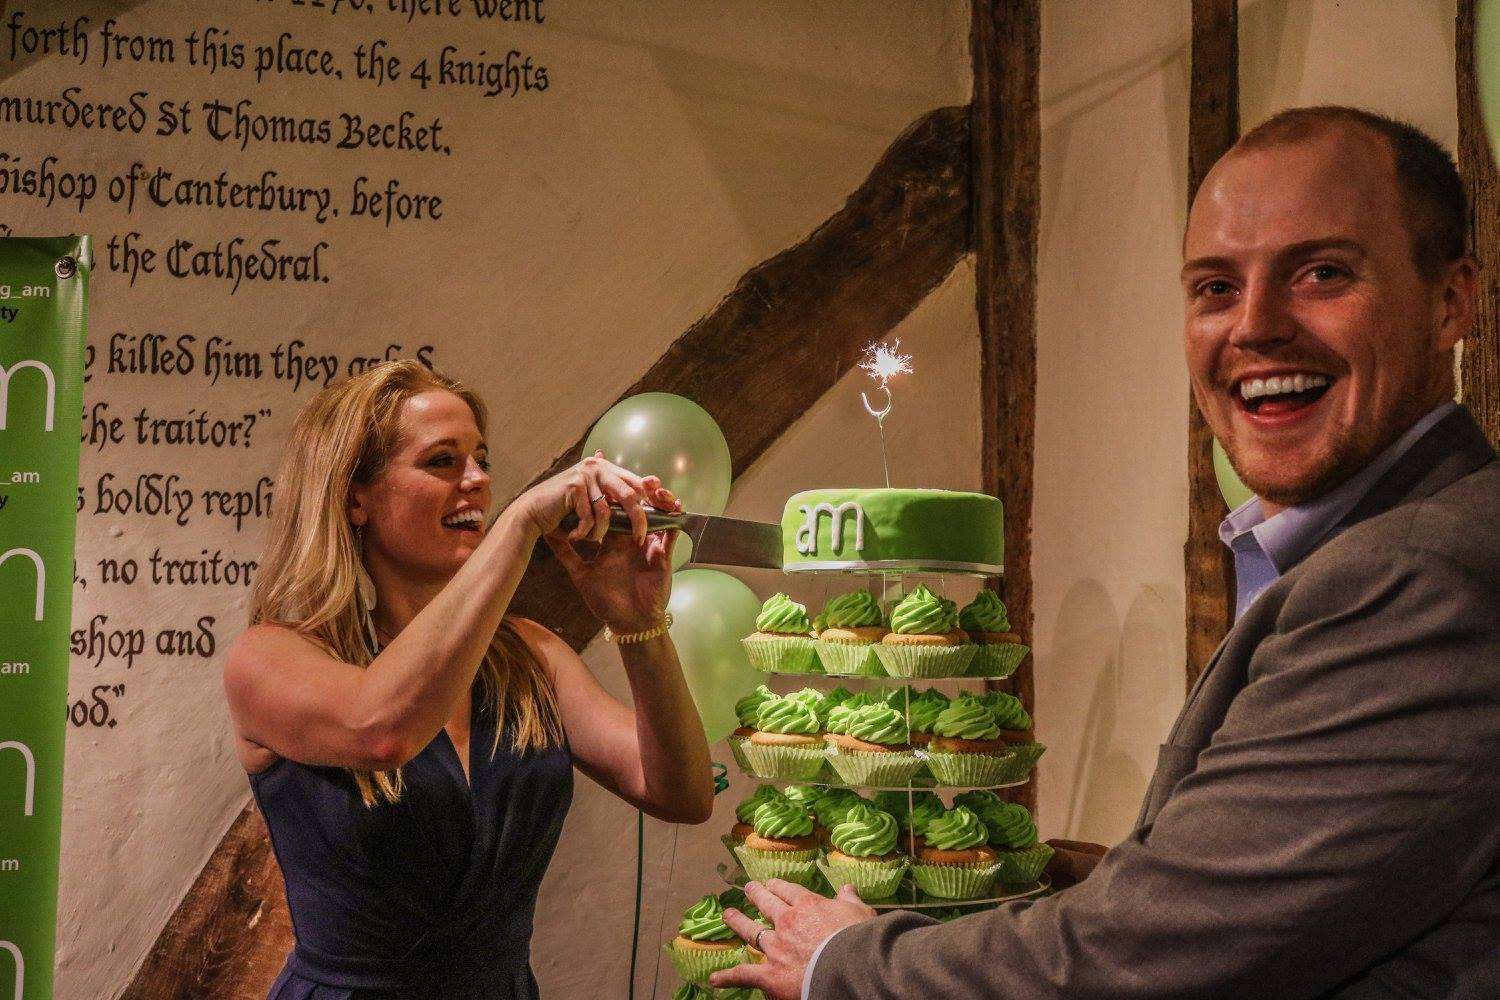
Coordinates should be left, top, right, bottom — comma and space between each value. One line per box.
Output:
495, 506, 784, 569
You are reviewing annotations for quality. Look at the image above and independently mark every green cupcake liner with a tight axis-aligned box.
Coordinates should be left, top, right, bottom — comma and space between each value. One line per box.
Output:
966, 642, 1030, 678
825, 748, 925, 787
741, 635, 819, 674
816, 856, 909, 901
739, 740, 829, 781
733, 845, 819, 886
735, 843, 818, 863
872, 642, 976, 678
726, 735, 753, 772
911, 860, 1002, 900
923, 743, 1046, 786
814, 639, 888, 677
666, 940, 748, 985
994, 842, 1054, 884
721, 833, 745, 865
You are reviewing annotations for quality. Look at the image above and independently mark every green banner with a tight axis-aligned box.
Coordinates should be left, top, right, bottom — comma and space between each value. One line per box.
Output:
0, 236, 90, 1000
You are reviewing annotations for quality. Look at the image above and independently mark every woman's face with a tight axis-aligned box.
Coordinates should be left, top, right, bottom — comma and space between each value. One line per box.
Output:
351, 389, 492, 582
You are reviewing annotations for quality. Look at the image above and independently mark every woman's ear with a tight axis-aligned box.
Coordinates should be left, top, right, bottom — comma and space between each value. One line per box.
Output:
348, 484, 370, 529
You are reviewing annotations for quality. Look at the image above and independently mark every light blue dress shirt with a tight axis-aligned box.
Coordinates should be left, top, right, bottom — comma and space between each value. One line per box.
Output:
800, 400, 1457, 999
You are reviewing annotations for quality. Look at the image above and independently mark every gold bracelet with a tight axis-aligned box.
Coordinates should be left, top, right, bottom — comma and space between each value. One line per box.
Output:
604, 612, 674, 644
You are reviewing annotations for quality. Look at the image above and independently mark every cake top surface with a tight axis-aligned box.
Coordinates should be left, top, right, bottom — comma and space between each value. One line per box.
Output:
781, 487, 1003, 576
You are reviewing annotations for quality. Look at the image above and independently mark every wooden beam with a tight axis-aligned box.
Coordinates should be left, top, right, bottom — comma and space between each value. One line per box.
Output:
1185, 0, 1239, 690
126, 105, 973, 1000
971, 0, 1040, 813
1458, 0, 1500, 447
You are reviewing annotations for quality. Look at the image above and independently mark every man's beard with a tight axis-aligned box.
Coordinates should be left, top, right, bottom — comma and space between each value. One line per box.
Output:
1230, 418, 1373, 507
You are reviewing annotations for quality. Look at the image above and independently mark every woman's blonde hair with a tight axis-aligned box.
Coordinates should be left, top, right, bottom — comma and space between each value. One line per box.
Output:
249, 359, 563, 805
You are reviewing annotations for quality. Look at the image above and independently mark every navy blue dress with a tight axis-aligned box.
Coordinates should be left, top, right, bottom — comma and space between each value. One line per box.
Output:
249, 693, 573, 999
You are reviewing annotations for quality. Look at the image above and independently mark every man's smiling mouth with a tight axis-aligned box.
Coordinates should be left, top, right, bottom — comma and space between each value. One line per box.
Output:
1232, 371, 1336, 417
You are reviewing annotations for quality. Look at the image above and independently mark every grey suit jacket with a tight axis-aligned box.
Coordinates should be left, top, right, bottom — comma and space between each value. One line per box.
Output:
811, 406, 1500, 999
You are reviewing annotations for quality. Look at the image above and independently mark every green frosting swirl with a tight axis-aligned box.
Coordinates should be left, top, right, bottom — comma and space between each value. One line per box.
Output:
981, 691, 1032, 731
786, 687, 829, 724
933, 695, 1001, 741
781, 783, 821, 810
678, 893, 737, 941
734, 685, 776, 728
752, 797, 814, 839
882, 686, 913, 710
958, 589, 1011, 632
923, 806, 988, 851
756, 592, 811, 634
754, 697, 821, 735
718, 887, 764, 922
821, 589, 885, 629
829, 802, 899, 857
889, 585, 959, 635
824, 702, 858, 735
907, 688, 952, 733
844, 704, 910, 746
814, 787, 865, 828
810, 611, 828, 633
873, 791, 944, 834
736, 785, 785, 824
672, 983, 711, 1000
982, 801, 1038, 848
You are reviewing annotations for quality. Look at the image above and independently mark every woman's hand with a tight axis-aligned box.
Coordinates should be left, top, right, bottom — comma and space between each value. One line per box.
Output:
528, 452, 683, 632
516, 451, 679, 541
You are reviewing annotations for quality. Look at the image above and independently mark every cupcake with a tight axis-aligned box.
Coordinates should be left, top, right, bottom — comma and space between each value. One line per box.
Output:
979, 691, 1034, 741
873, 790, 944, 853
729, 685, 777, 770
742, 696, 827, 781
958, 590, 1029, 677
813, 589, 889, 676
874, 586, 976, 678
729, 785, 786, 849
666, 893, 749, 985
912, 805, 1001, 900
741, 593, 819, 674
812, 787, 867, 846
825, 703, 924, 787
817, 802, 908, 900
734, 797, 819, 886
924, 695, 1033, 787
905, 687, 951, 749
954, 792, 1053, 883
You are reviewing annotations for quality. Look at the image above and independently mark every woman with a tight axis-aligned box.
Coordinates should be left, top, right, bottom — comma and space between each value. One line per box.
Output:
223, 359, 714, 999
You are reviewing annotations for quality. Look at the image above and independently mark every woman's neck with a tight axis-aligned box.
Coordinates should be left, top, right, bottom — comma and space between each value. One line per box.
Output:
366, 558, 449, 643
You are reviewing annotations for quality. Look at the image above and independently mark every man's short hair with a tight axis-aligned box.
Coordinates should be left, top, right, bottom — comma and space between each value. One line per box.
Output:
1233, 106, 1467, 282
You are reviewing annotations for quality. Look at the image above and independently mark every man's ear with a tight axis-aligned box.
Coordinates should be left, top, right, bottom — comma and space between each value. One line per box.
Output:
1433, 256, 1478, 355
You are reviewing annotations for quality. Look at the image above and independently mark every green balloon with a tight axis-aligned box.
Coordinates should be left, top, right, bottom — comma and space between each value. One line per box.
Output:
666, 569, 763, 743
583, 392, 732, 517
1480, 0, 1499, 161
1212, 437, 1255, 510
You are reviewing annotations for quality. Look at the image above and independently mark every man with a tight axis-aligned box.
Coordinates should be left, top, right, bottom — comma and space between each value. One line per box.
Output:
712, 106, 1500, 998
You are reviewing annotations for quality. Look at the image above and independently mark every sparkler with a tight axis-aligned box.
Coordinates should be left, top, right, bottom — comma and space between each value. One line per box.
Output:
858, 339, 913, 487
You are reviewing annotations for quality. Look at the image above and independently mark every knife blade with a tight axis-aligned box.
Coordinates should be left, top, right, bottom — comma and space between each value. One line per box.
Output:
501, 507, 784, 569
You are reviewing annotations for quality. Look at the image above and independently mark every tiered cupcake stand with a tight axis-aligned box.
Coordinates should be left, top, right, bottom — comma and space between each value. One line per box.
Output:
723, 563, 1049, 914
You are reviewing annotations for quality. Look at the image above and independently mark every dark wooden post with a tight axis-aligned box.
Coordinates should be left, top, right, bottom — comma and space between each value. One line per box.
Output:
971, 0, 1040, 812
1458, 0, 1500, 447
1184, 0, 1239, 690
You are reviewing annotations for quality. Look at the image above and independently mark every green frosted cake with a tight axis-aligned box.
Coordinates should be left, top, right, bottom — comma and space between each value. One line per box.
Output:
782, 488, 1004, 575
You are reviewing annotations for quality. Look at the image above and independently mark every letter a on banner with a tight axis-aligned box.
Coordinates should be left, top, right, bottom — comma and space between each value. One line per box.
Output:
0, 236, 90, 1000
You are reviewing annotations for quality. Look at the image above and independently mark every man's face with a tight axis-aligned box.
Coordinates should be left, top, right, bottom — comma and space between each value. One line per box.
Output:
1181, 127, 1454, 509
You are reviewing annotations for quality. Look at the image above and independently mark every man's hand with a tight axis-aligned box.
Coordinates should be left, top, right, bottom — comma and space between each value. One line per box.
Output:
1044, 838, 1108, 889
710, 878, 875, 1000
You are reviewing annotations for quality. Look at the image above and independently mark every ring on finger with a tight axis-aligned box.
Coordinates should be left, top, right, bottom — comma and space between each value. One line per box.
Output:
752, 926, 772, 952
589, 492, 606, 504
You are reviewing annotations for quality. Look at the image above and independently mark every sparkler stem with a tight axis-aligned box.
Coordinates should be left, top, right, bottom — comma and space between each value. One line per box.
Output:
876, 413, 891, 487
861, 384, 894, 488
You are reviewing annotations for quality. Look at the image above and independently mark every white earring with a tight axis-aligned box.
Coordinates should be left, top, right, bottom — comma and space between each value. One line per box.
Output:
354, 524, 381, 654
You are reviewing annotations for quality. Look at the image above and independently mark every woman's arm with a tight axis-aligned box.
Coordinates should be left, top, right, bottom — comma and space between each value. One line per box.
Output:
514, 616, 714, 824
223, 456, 645, 770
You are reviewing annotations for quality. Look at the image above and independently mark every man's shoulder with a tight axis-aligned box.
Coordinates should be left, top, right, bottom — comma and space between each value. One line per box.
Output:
1324, 455, 1500, 570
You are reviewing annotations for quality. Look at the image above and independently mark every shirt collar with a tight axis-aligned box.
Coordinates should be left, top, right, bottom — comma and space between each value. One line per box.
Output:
1218, 401, 1458, 574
